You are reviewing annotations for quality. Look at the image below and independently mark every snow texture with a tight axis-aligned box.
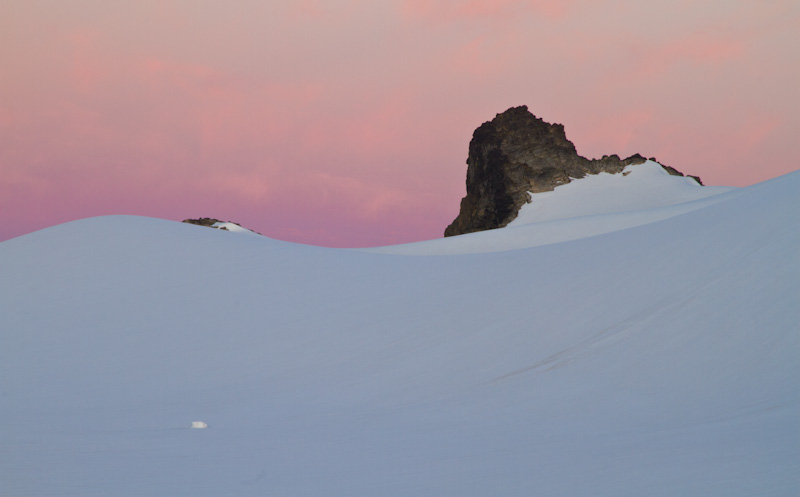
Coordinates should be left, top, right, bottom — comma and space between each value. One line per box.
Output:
1, 168, 798, 496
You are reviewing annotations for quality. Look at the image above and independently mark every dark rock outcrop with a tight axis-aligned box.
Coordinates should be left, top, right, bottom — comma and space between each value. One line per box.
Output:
182, 218, 260, 234
445, 106, 699, 237
658, 161, 704, 186
183, 217, 226, 228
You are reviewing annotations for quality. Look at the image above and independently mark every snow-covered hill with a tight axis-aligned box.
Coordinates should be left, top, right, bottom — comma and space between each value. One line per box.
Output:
1, 169, 798, 496
367, 160, 737, 255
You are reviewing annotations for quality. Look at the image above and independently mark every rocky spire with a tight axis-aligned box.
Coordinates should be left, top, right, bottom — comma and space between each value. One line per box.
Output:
444, 106, 698, 237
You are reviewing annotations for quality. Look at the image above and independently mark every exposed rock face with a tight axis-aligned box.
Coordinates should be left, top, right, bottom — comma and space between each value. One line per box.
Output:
660, 164, 704, 186
445, 106, 699, 237
183, 217, 226, 228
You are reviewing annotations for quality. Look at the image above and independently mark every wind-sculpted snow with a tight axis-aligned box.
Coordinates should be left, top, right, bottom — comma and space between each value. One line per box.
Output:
1, 171, 798, 496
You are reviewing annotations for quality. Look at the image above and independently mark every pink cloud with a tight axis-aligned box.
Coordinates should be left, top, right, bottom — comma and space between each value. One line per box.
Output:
448, 35, 511, 77
200, 173, 273, 203
131, 55, 325, 156
288, 0, 326, 19
66, 30, 108, 93
733, 117, 781, 153
302, 171, 411, 221
574, 109, 655, 157
1, 0, 797, 247
401, 0, 569, 22
629, 31, 745, 80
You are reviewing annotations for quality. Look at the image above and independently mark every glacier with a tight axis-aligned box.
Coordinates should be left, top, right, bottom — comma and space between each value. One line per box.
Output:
1, 166, 798, 496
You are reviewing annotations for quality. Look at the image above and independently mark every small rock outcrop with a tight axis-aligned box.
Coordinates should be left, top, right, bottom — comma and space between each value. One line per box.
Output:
182, 217, 232, 230
182, 217, 226, 228
445, 106, 700, 237
182, 218, 260, 234
660, 163, 703, 186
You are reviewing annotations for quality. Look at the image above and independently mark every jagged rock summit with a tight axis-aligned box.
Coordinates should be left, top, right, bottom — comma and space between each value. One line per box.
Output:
445, 106, 700, 237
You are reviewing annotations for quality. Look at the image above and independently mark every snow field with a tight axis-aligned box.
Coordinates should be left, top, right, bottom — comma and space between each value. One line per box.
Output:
1, 168, 798, 496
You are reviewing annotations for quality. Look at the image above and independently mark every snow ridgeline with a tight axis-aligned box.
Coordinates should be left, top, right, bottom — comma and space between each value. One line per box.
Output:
366, 160, 736, 255
1, 169, 798, 496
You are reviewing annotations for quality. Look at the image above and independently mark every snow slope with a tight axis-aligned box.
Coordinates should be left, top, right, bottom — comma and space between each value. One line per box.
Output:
510, 160, 731, 225
211, 221, 261, 236
367, 161, 736, 255
1, 170, 798, 496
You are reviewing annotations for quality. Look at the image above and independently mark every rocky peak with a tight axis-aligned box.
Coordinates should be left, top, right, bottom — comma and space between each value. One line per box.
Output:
445, 106, 699, 237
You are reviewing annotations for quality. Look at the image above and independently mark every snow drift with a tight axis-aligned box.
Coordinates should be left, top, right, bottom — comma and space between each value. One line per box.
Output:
1, 168, 798, 496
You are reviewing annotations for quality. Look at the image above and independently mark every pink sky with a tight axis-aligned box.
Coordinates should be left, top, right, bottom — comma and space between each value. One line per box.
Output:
2, 0, 798, 247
